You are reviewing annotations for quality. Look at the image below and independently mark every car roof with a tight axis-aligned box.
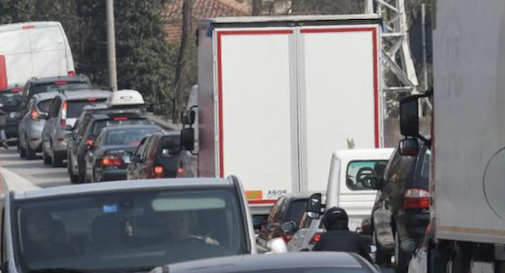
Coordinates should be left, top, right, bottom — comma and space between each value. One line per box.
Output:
28, 75, 89, 84
57, 90, 111, 100
99, 124, 162, 134
162, 252, 371, 273
90, 111, 145, 120
32, 92, 60, 101
334, 148, 394, 161
13, 178, 235, 200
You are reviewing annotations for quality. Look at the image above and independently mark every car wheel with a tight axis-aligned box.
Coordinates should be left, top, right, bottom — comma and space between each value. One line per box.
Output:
52, 149, 64, 167
25, 137, 36, 160
19, 143, 26, 158
394, 231, 409, 273
68, 156, 79, 183
42, 142, 51, 165
374, 231, 391, 266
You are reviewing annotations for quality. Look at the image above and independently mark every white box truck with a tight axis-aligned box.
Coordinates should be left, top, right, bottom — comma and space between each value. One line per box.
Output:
0, 21, 75, 88
399, 0, 505, 271
186, 15, 384, 215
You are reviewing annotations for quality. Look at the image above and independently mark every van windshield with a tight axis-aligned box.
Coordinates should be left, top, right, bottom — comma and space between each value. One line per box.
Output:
13, 187, 247, 272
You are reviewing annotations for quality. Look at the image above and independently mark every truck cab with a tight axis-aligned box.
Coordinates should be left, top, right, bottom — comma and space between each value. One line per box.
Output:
0, 177, 256, 273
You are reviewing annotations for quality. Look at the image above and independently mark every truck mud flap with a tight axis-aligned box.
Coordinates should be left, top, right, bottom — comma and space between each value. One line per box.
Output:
374, 208, 395, 251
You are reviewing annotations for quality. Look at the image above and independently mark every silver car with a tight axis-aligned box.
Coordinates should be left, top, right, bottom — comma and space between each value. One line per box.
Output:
18, 92, 58, 160
42, 90, 111, 167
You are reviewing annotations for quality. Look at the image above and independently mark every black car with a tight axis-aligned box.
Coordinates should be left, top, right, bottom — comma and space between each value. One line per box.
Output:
67, 109, 152, 183
256, 193, 311, 252
367, 140, 430, 272
0, 85, 23, 139
84, 124, 164, 182
127, 131, 183, 180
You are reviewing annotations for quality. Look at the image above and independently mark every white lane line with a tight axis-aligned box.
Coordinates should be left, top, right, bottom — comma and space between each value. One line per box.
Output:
1, 167, 40, 192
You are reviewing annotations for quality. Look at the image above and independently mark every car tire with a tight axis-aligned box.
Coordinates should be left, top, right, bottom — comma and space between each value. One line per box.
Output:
68, 156, 79, 183
374, 231, 391, 266
52, 148, 64, 167
19, 144, 26, 158
42, 143, 51, 165
394, 231, 409, 273
25, 138, 36, 160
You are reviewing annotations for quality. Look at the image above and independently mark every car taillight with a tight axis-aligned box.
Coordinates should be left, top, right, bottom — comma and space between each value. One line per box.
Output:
310, 233, 322, 244
22, 25, 34, 29
177, 167, 185, 174
113, 116, 128, 121
68, 71, 75, 77
60, 101, 67, 126
55, 81, 68, 85
11, 88, 22, 93
31, 110, 40, 121
154, 166, 164, 178
404, 188, 430, 210
101, 156, 122, 166
85, 138, 94, 146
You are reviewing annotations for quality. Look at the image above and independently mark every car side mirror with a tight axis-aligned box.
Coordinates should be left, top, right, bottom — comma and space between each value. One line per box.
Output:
307, 193, 323, 219
357, 167, 380, 190
61, 124, 73, 131
399, 138, 420, 156
280, 221, 298, 235
130, 154, 141, 163
180, 128, 194, 151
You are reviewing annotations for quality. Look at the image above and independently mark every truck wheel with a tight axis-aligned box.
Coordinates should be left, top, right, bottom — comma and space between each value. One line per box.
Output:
394, 232, 409, 273
451, 242, 472, 273
25, 139, 36, 160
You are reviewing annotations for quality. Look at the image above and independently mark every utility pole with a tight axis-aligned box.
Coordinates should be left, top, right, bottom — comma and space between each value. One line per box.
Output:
106, 0, 118, 91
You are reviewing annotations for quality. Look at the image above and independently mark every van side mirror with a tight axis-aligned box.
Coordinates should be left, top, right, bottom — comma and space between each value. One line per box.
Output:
307, 193, 323, 219
399, 138, 420, 156
180, 128, 194, 151
0, 55, 7, 90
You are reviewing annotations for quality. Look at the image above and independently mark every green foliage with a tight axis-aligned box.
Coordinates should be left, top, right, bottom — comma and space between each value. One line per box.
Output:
0, 0, 35, 24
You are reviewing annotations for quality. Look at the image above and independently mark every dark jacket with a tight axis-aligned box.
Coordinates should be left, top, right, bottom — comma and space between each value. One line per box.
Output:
312, 230, 373, 263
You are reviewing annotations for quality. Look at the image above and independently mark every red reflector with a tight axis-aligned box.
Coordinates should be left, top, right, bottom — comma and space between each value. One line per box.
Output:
113, 116, 128, 121
177, 167, 185, 174
11, 88, 22, 93
87, 97, 97, 102
310, 233, 322, 244
22, 25, 34, 29
30, 137, 40, 141
154, 166, 163, 174
60, 119, 66, 126
68, 71, 75, 77
404, 188, 430, 210
55, 81, 68, 85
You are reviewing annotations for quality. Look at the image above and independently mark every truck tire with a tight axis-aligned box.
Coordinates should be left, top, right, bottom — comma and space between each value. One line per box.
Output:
451, 242, 472, 273
394, 231, 409, 273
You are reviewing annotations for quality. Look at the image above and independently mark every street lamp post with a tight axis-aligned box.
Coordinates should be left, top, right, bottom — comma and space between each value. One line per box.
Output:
106, 0, 118, 91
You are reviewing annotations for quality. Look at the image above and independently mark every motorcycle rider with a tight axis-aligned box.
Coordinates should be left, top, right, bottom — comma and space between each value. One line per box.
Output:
312, 207, 373, 263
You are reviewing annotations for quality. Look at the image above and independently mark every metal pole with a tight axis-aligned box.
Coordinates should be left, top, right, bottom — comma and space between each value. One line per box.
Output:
421, 3, 428, 91
106, 0, 118, 91
365, 0, 374, 14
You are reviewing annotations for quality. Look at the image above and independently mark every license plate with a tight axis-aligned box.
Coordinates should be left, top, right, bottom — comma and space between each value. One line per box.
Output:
123, 156, 131, 164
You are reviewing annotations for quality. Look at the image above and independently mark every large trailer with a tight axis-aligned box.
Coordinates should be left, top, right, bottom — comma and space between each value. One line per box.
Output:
400, 0, 505, 271
194, 15, 384, 215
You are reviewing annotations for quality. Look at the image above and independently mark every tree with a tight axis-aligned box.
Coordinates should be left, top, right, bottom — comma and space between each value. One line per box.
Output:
0, 0, 35, 25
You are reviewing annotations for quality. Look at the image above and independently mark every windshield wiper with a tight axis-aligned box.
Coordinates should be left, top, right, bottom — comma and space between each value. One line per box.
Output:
27, 268, 95, 273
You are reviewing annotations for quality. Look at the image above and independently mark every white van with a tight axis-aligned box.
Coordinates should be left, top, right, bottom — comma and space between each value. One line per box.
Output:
0, 21, 75, 87
288, 148, 393, 252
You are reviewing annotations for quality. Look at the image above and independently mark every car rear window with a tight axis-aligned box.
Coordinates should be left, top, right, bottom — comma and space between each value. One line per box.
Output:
0, 91, 21, 106
105, 127, 162, 146
32, 82, 91, 96
92, 118, 152, 136
285, 199, 308, 223
37, 100, 52, 113
67, 99, 107, 118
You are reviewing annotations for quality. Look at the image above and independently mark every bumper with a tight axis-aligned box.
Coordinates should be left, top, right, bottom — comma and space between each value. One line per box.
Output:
52, 138, 68, 153
405, 211, 431, 243
98, 169, 127, 182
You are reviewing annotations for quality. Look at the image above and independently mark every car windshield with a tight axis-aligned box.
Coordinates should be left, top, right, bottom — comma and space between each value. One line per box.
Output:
92, 119, 151, 136
0, 90, 22, 107
105, 128, 161, 146
14, 187, 247, 272
32, 82, 91, 95
67, 99, 107, 119
286, 199, 308, 224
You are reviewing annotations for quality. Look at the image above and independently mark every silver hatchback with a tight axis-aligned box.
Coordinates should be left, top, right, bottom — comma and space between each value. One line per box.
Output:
41, 90, 111, 167
18, 93, 58, 159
